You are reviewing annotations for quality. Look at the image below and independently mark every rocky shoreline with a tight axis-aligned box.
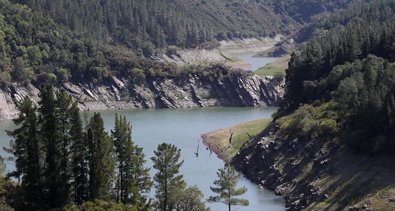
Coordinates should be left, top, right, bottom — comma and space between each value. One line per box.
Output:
230, 123, 395, 211
0, 72, 284, 122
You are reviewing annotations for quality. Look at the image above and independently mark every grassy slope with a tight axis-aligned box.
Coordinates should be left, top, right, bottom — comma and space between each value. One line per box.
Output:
255, 55, 290, 76
202, 118, 271, 162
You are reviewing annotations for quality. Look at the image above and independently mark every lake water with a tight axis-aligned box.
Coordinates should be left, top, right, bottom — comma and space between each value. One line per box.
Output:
233, 53, 277, 71
0, 107, 285, 211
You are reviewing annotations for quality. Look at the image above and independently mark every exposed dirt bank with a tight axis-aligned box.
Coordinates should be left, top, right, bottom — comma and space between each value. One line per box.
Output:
232, 124, 395, 211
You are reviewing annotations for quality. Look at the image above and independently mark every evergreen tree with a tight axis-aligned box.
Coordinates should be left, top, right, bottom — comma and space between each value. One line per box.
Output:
55, 89, 74, 205
208, 163, 249, 211
87, 113, 115, 201
130, 144, 152, 207
112, 114, 130, 203
7, 97, 43, 209
112, 114, 152, 206
151, 143, 186, 211
70, 103, 89, 205
176, 186, 208, 211
38, 85, 64, 208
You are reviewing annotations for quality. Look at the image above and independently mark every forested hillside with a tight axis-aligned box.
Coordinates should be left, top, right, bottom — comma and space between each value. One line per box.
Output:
0, 0, 357, 87
0, 0, 204, 86
233, 1, 395, 210
262, 0, 353, 23
282, 0, 395, 151
11, 0, 286, 51
11, 0, 355, 52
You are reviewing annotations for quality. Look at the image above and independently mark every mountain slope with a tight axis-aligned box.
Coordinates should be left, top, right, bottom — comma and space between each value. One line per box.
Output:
233, 0, 395, 210
11, 0, 288, 52
10, 0, 356, 53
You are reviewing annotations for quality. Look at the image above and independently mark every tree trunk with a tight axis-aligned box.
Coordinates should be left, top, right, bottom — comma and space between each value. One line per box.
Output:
164, 168, 168, 211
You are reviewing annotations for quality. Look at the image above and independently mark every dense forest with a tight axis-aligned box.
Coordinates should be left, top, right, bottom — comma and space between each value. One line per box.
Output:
10, 0, 355, 51
278, 0, 395, 152
11, 0, 284, 50
262, 0, 353, 23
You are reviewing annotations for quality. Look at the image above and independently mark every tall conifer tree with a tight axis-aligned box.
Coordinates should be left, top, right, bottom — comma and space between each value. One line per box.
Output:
151, 143, 186, 211
112, 114, 151, 206
70, 103, 89, 205
208, 163, 249, 211
7, 97, 43, 209
87, 113, 114, 201
38, 85, 63, 208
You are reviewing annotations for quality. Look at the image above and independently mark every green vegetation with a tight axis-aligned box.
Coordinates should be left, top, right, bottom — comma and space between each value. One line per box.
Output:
151, 143, 208, 211
0, 0, 359, 86
112, 114, 152, 205
277, 102, 339, 139
9, 0, 356, 51
3, 85, 211, 210
3, 0, 356, 59
151, 143, 186, 211
0, 0, 255, 86
280, 0, 395, 153
208, 163, 249, 211
255, 56, 289, 77
203, 119, 271, 161
262, 0, 353, 23
12, 0, 286, 50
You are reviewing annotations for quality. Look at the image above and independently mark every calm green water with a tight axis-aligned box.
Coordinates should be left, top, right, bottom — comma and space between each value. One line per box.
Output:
0, 107, 285, 211
235, 53, 277, 71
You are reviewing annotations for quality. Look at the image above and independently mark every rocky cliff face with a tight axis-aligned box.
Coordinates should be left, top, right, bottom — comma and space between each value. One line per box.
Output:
0, 73, 284, 121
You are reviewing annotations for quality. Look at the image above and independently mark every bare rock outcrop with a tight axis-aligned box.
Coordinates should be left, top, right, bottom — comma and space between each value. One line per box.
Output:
0, 73, 284, 121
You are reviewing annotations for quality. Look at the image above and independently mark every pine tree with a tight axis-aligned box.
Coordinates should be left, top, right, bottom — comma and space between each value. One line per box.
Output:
151, 143, 186, 211
112, 114, 129, 203
7, 97, 43, 209
70, 102, 89, 205
130, 144, 152, 207
208, 163, 249, 211
112, 114, 152, 206
55, 89, 73, 205
38, 85, 63, 208
87, 113, 115, 201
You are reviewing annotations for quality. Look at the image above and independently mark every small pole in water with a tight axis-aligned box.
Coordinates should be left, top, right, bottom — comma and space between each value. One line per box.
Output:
195, 139, 199, 157
229, 129, 234, 144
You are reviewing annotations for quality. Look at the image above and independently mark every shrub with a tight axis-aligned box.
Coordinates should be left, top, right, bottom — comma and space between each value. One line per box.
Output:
277, 102, 339, 139
0, 71, 11, 86
129, 67, 145, 84
36, 72, 57, 85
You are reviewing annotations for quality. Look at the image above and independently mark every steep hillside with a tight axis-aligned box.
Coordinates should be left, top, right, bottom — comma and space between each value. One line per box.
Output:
10, 0, 356, 53
11, 0, 289, 52
262, 0, 353, 23
232, 0, 395, 210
